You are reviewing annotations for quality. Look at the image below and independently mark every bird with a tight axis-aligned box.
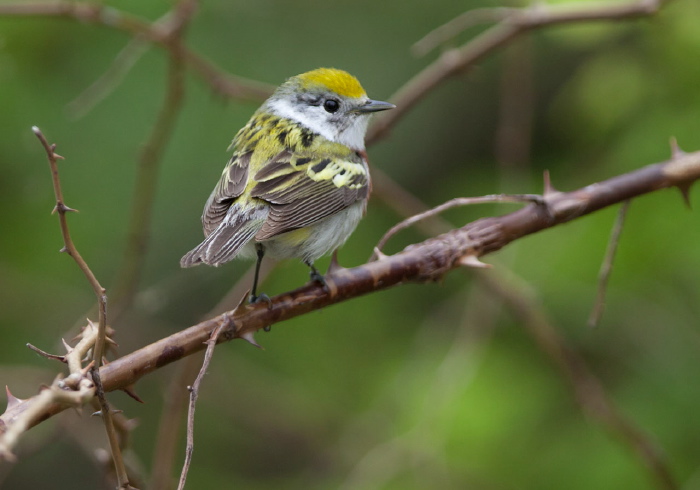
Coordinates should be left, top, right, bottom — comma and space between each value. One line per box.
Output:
180, 68, 395, 302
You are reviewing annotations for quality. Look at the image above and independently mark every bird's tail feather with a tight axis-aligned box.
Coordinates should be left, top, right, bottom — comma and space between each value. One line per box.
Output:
180, 207, 267, 267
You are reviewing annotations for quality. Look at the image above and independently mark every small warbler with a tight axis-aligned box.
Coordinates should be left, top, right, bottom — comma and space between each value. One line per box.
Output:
180, 68, 394, 301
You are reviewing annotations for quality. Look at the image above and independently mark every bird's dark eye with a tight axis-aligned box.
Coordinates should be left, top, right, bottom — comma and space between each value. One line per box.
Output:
323, 99, 340, 113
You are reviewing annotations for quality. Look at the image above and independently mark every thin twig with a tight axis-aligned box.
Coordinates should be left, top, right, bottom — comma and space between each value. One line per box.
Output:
149, 260, 275, 488
92, 369, 133, 489
32, 127, 106, 319
371, 168, 453, 238
367, 0, 668, 145
32, 127, 132, 488
412, 7, 515, 56
588, 200, 631, 328
149, 355, 200, 490
0, 322, 100, 460
67, 37, 151, 119
32, 128, 110, 367
177, 320, 227, 490
25, 343, 66, 363
0, 2, 274, 101
374, 194, 543, 255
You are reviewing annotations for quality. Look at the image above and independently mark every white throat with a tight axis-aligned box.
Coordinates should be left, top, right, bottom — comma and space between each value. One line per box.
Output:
267, 98, 368, 150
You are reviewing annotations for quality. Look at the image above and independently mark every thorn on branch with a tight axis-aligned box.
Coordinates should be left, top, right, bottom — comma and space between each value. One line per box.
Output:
326, 249, 346, 275
371, 247, 389, 262
61, 338, 74, 354
543, 170, 559, 196
26, 343, 67, 363
239, 331, 262, 349
676, 183, 693, 209
669, 136, 686, 160
52, 202, 78, 214
121, 385, 145, 404
5, 386, 25, 411
230, 294, 252, 320
458, 254, 492, 269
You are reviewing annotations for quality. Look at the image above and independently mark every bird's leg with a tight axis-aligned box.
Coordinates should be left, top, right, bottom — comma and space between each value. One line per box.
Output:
249, 244, 271, 305
305, 260, 329, 292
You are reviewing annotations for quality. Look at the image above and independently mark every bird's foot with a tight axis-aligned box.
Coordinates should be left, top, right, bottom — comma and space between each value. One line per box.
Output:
308, 265, 329, 293
249, 292, 272, 308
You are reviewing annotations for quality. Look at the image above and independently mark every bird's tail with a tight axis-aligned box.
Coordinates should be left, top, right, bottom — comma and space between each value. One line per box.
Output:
180, 207, 268, 267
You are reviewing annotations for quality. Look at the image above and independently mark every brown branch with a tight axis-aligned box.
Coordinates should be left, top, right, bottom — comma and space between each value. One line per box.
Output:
370, 142, 671, 487
31, 128, 133, 488
149, 260, 275, 488
374, 193, 543, 256
95, 146, 699, 387
67, 0, 196, 118
149, 356, 199, 490
367, 0, 668, 145
412, 7, 516, 56
177, 321, 226, 490
0, 2, 274, 101
6, 139, 698, 443
0, 322, 99, 460
32, 127, 107, 337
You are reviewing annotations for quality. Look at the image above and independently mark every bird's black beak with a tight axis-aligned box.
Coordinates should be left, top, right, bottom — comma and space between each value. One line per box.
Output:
352, 99, 396, 114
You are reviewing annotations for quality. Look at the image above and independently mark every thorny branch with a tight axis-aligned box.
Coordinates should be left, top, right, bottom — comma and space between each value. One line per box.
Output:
29, 128, 133, 488
0, 0, 683, 486
3, 143, 698, 443
0, 321, 99, 460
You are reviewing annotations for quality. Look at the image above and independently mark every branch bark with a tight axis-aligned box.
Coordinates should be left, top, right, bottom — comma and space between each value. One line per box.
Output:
100, 145, 700, 393
3, 141, 698, 442
106, 146, 700, 366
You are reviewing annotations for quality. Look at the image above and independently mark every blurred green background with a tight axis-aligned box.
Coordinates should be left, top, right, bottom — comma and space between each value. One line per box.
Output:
1, 0, 700, 488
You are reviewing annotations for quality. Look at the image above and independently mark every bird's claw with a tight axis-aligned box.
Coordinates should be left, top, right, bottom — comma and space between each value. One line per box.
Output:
249, 292, 272, 308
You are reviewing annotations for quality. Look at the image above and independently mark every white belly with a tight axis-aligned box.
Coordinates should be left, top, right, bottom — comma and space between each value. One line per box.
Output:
259, 200, 366, 263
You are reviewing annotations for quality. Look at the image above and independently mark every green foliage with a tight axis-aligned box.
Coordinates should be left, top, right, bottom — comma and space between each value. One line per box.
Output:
1, 0, 699, 488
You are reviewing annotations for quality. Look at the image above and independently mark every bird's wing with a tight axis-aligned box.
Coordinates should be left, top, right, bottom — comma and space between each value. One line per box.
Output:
251, 152, 369, 240
201, 150, 252, 236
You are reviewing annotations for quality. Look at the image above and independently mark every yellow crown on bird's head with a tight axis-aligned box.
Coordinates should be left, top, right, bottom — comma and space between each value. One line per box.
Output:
287, 68, 367, 99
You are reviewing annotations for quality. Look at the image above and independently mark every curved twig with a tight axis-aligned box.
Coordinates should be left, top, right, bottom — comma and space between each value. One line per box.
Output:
32, 128, 131, 488
367, 0, 668, 145
373, 193, 543, 256
0, 2, 274, 101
